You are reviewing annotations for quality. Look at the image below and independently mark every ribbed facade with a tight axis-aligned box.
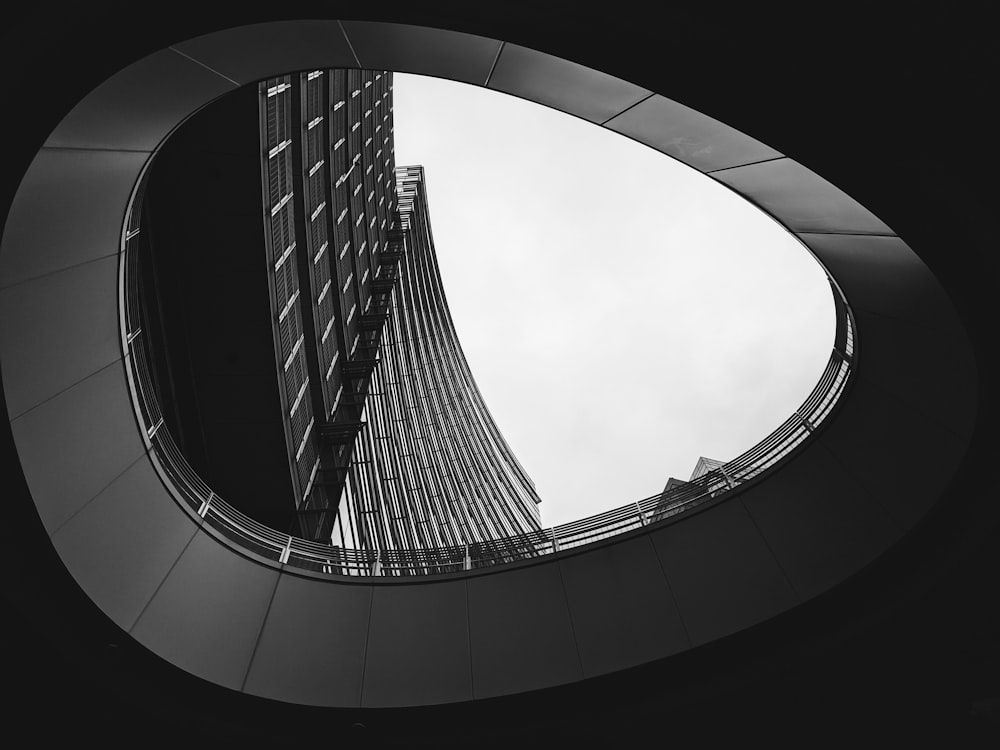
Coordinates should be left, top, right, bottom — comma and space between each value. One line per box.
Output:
259, 70, 542, 551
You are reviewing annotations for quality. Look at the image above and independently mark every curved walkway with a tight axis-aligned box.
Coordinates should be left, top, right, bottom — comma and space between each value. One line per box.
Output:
0, 17, 979, 713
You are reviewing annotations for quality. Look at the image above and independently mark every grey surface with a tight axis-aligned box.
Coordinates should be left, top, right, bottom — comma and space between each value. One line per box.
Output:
489, 43, 651, 124
130, 531, 279, 691
714, 158, 895, 235
175, 21, 357, 84
468, 563, 582, 698
817, 375, 969, 530
342, 21, 501, 84
649, 499, 799, 646
51, 458, 198, 630
852, 310, 976, 440
559, 536, 690, 677
797, 233, 965, 336
244, 573, 371, 707
0, 148, 148, 288
362, 579, 472, 707
0, 255, 121, 418
45, 48, 234, 151
10, 361, 144, 533
740, 441, 902, 599
605, 94, 782, 172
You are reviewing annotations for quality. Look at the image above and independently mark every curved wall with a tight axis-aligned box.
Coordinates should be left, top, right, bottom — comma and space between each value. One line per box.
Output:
0, 12, 981, 722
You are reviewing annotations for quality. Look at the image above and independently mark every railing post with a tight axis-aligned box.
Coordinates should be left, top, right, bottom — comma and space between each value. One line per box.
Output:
197, 491, 214, 518
720, 466, 737, 490
636, 501, 646, 526
279, 536, 292, 564
463, 544, 471, 571
371, 548, 382, 576
550, 528, 560, 553
794, 410, 815, 432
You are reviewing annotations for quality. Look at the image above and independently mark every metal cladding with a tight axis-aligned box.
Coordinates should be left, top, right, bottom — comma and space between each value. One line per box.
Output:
259, 70, 542, 553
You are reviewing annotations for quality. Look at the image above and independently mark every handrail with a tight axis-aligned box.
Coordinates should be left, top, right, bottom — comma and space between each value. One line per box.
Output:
121, 170, 856, 577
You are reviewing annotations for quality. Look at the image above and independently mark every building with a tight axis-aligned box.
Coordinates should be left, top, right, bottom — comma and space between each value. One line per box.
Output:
652, 456, 730, 522
259, 69, 541, 554
131, 67, 541, 562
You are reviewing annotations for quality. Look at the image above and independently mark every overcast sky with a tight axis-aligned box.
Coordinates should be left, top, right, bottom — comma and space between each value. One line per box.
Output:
392, 73, 834, 529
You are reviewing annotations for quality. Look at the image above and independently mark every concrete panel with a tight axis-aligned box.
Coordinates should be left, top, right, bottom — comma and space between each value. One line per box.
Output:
341, 21, 501, 85
649, 499, 798, 647
797, 233, 964, 336
45, 48, 234, 151
605, 93, 782, 172
174, 21, 357, 84
244, 574, 371, 707
559, 536, 689, 678
362, 580, 471, 707
0, 255, 120, 418
468, 563, 582, 699
851, 308, 976, 440
51, 458, 197, 630
713, 158, 894, 235
11, 361, 144, 533
740, 440, 902, 600
130, 531, 278, 691
818, 374, 969, 530
488, 43, 651, 124
0, 148, 147, 287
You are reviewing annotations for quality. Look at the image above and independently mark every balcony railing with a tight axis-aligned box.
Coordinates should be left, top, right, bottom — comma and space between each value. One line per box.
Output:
121, 169, 856, 577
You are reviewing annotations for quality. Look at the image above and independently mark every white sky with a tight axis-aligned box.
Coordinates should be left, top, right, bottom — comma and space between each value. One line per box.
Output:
392, 73, 834, 528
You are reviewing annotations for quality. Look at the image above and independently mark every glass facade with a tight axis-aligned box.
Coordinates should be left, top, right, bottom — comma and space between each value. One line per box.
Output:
259, 71, 543, 550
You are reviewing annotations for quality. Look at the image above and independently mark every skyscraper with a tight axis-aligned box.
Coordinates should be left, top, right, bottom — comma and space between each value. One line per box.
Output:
258, 69, 542, 553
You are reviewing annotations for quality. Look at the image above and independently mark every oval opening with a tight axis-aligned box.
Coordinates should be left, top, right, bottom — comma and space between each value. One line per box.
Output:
131, 66, 835, 564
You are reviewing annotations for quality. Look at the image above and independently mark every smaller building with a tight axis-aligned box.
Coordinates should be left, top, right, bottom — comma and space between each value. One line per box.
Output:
651, 456, 729, 523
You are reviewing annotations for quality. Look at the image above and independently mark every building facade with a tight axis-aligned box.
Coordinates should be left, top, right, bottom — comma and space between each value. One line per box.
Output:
259, 69, 542, 552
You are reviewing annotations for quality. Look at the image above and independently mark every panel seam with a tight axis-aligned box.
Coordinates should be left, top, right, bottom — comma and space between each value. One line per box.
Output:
738, 497, 802, 602
599, 91, 655, 126
357, 585, 375, 707
48, 451, 147, 538
644, 533, 694, 648
126, 523, 199, 633
704, 155, 787, 174
554, 556, 586, 680
464, 576, 475, 698
239, 571, 283, 692
8, 357, 122, 423
337, 20, 363, 69
0, 249, 119, 292
483, 41, 505, 87
168, 46, 241, 86
813, 437, 906, 534
40, 145, 154, 154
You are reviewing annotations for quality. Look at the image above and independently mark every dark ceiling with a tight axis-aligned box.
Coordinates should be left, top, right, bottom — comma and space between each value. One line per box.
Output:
1, 2, 997, 744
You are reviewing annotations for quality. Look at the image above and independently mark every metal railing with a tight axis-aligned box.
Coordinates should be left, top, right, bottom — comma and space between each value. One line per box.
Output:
121, 171, 856, 577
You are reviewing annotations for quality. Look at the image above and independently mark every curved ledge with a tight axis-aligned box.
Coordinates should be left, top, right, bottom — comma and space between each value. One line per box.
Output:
0, 17, 979, 714
123, 147, 857, 575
